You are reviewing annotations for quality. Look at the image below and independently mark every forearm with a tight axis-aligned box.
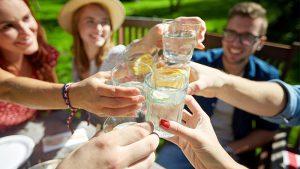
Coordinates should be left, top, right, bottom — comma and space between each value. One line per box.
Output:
229, 130, 276, 154
0, 76, 66, 110
218, 75, 286, 117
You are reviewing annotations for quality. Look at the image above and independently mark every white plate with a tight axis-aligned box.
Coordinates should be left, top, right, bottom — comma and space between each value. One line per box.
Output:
0, 135, 35, 169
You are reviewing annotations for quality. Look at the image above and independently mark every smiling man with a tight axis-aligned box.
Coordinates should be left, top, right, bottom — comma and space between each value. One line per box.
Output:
157, 2, 280, 169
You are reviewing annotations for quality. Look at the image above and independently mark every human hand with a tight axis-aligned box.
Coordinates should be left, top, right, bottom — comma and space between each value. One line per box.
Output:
159, 96, 244, 169
70, 71, 145, 117
57, 122, 159, 169
141, 16, 206, 50
188, 62, 229, 98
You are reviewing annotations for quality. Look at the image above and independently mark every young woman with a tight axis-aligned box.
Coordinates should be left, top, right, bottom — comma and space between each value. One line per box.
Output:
0, 0, 59, 132
58, 0, 126, 82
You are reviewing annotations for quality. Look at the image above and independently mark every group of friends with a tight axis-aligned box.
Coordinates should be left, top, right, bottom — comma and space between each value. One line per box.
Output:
0, 0, 299, 168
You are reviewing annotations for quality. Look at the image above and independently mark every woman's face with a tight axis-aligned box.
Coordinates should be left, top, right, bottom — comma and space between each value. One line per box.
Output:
0, 0, 38, 56
77, 4, 112, 48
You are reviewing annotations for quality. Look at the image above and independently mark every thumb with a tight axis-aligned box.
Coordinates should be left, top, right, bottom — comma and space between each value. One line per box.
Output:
159, 119, 196, 143
188, 81, 206, 95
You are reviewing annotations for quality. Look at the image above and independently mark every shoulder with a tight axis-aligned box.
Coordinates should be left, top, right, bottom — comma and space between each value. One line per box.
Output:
249, 56, 280, 79
100, 45, 126, 71
192, 48, 223, 64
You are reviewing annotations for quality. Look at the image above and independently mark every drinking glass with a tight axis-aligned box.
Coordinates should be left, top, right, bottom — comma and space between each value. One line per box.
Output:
123, 41, 158, 67
144, 71, 188, 138
162, 19, 201, 64
103, 62, 152, 132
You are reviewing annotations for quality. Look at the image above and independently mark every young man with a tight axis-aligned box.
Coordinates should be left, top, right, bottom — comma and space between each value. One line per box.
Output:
157, 2, 280, 168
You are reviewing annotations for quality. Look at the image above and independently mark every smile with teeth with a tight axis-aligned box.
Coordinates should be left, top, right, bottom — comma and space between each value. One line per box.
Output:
16, 37, 33, 45
229, 48, 242, 54
90, 34, 103, 40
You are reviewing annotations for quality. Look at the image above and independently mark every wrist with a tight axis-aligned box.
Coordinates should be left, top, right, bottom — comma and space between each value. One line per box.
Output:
216, 73, 233, 98
67, 82, 81, 109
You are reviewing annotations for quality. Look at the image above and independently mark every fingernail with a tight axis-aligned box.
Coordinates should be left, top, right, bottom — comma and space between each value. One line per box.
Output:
159, 119, 170, 128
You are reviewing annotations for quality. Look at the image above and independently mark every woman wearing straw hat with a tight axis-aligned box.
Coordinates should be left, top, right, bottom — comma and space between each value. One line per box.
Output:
58, 0, 126, 82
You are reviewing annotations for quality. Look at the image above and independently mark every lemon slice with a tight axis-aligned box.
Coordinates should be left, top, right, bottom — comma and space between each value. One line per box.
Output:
154, 68, 188, 88
132, 53, 153, 76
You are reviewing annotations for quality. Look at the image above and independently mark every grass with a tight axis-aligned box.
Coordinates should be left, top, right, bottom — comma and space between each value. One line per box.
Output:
34, 0, 299, 148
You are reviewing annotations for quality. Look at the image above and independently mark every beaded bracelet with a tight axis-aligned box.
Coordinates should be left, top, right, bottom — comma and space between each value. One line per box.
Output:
62, 83, 90, 133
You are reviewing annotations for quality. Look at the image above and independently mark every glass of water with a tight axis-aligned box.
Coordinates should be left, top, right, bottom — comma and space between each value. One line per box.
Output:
144, 70, 188, 138
103, 61, 152, 132
162, 19, 201, 64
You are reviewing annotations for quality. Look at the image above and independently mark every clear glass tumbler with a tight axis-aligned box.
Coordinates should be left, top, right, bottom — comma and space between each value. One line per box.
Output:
144, 71, 188, 138
103, 62, 152, 132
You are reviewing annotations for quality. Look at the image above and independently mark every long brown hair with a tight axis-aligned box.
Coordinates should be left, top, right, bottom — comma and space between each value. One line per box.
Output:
0, 0, 57, 82
72, 3, 114, 79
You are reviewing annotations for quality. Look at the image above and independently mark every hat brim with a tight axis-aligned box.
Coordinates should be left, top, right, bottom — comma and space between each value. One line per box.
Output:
58, 0, 125, 33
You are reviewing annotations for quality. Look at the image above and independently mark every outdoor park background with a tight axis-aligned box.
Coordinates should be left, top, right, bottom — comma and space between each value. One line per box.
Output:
33, 0, 300, 145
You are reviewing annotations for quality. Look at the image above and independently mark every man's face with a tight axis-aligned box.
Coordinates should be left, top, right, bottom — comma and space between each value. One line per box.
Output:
222, 15, 265, 66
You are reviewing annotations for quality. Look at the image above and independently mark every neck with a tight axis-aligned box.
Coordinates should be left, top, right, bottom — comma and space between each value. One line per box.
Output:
1, 49, 24, 68
83, 43, 99, 61
222, 57, 247, 76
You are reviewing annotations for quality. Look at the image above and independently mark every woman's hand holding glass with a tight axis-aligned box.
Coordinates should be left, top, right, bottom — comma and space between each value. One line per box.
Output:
69, 71, 145, 117
159, 96, 246, 169
103, 62, 152, 132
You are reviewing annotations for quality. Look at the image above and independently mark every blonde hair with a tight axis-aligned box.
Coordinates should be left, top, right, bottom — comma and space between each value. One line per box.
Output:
71, 3, 114, 79
229, 2, 268, 35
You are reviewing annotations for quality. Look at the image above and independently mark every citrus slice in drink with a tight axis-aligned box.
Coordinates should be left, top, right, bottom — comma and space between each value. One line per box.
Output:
132, 53, 153, 76
154, 68, 187, 88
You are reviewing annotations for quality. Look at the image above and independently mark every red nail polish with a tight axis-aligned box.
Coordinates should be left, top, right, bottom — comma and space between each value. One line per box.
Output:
160, 119, 170, 128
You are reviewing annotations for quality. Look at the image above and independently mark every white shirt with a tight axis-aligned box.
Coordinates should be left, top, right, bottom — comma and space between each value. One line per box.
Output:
211, 99, 235, 146
72, 45, 126, 82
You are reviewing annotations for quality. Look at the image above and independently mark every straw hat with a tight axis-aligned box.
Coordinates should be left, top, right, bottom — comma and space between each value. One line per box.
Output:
58, 0, 125, 33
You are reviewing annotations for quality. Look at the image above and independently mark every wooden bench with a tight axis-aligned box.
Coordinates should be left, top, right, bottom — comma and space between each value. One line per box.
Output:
115, 16, 300, 80
115, 16, 162, 45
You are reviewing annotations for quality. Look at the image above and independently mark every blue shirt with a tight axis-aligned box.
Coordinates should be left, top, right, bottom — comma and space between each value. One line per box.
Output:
192, 48, 280, 135
157, 48, 281, 169
263, 80, 300, 126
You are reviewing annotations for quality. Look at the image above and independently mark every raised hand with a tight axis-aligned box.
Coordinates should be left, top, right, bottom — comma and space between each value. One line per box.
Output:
70, 71, 145, 117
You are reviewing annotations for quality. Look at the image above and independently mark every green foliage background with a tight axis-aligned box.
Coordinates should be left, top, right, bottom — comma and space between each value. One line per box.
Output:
33, 0, 299, 84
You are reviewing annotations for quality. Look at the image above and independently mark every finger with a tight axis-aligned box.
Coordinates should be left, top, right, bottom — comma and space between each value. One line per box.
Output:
97, 84, 142, 97
196, 42, 205, 50
100, 103, 142, 117
188, 81, 207, 95
93, 71, 111, 79
159, 119, 198, 144
184, 95, 204, 117
128, 152, 156, 169
182, 110, 193, 122
106, 122, 155, 145
97, 95, 145, 108
123, 134, 159, 166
